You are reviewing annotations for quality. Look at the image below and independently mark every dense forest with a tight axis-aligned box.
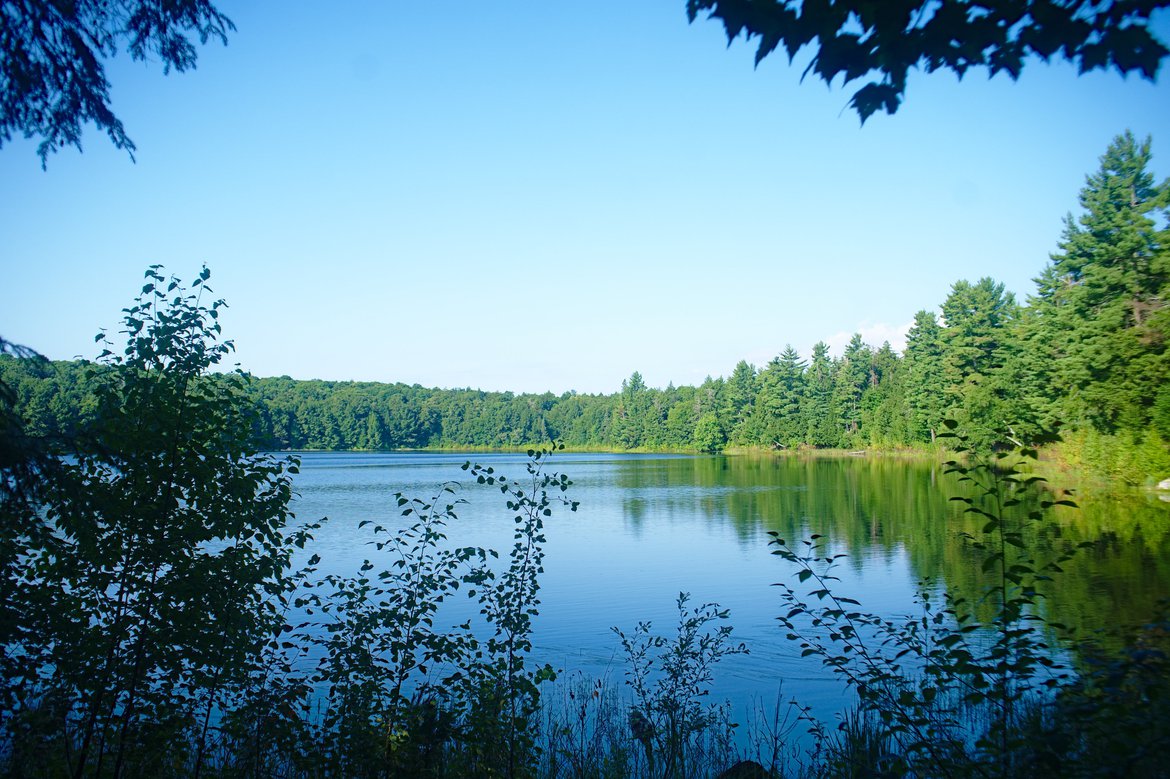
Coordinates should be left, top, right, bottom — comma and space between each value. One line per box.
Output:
4, 133, 1169, 481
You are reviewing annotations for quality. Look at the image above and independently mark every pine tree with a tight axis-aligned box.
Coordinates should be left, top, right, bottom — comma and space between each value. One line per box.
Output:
614, 371, 650, 448
940, 279, 1017, 388
860, 341, 910, 446
723, 360, 759, 445
903, 310, 947, 443
757, 345, 806, 449
831, 334, 872, 445
804, 342, 840, 448
1031, 132, 1170, 433
939, 278, 1018, 446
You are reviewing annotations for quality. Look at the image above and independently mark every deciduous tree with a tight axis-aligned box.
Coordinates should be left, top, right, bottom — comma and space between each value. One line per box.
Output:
1, 268, 307, 775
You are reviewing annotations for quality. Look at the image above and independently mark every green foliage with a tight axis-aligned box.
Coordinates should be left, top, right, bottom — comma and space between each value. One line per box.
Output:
770, 424, 1098, 776
295, 483, 489, 776
859, 341, 910, 447
1, 0, 234, 164
754, 345, 806, 449
723, 360, 760, 445
613, 593, 747, 779
693, 412, 724, 453
0, 338, 56, 740
0, 267, 311, 776
614, 371, 656, 449
538, 669, 747, 779
2, 270, 583, 777
455, 449, 577, 777
1051, 426, 1170, 487
936, 277, 1021, 450
904, 310, 948, 443
802, 342, 840, 448
687, 0, 1169, 122
539, 673, 637, 779
830, 334, 871, 446
261, 445, 578, 779
1032, 131, 1170, 436
941, 278, 1016, 385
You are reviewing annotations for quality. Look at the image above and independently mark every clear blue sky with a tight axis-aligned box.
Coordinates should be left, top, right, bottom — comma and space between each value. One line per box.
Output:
2, 2, 1168, 394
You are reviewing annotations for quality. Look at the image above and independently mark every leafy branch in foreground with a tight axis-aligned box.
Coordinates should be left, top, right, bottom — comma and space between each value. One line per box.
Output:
1, 262, 583, 778
940, 421, 1083, 773
296, 480, 491, 777
687, 1, 1169, 122
614, 593, 747, 779
458, 447, 578, 778
279, 445, 577, 779
0, 267, 312, 777
2, 0, 235, 165
771, 421, 1086, 777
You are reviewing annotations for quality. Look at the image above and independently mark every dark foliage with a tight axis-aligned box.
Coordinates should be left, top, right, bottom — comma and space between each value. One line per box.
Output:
1, 0, 233, 164
687, 0, 1170, 121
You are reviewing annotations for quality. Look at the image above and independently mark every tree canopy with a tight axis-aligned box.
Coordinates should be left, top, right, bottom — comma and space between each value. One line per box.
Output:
687, 0, 1170, 121
0, 0, 233, 165
4, 3, 1168, 165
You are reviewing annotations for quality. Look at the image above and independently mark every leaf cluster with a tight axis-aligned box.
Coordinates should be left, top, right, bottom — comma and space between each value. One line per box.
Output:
252, 445, 579, 778
0, 267, 312, 776
687, 0, 1170, 122
1, 0, 234, 165
770, 421, 1089, 776
613, 592, 747, 778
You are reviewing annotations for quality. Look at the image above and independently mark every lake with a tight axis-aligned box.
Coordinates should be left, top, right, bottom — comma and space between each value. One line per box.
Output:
287, 450, 1170, 730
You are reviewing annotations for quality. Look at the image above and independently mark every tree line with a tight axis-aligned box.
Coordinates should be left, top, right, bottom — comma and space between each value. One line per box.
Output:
3, 133, 1168, 480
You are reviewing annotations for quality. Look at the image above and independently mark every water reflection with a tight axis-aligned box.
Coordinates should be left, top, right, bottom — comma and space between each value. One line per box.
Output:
289, 451, 1170, 722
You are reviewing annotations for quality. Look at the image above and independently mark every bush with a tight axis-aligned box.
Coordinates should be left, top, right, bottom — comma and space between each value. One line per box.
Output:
770, 423, 1085, 777
0, 268, 311, 776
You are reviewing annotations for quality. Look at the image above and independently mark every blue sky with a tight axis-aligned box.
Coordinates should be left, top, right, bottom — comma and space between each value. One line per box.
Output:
2, 2, 1168, 394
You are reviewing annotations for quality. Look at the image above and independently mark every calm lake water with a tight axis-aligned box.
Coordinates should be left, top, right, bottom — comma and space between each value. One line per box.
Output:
287, 450, 1170, 726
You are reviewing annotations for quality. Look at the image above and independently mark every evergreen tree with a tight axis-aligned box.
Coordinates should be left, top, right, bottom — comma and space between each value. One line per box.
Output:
860, 341, 910, 446
939, 278, 1018, 445
991, 307, 1059, 443
757, 345, 806, 448
940, 278, 1017, 388
1031, 132, 1170, 433
904, 310, 947, 443
723, 360, 759, 445
804, 342, 840, 447
613, 371, 650, 448
831, 334, 871, 445
697, 376, 728, 449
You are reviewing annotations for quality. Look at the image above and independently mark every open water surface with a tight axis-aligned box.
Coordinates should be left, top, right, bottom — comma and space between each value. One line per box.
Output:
287, 450, 1170, 727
